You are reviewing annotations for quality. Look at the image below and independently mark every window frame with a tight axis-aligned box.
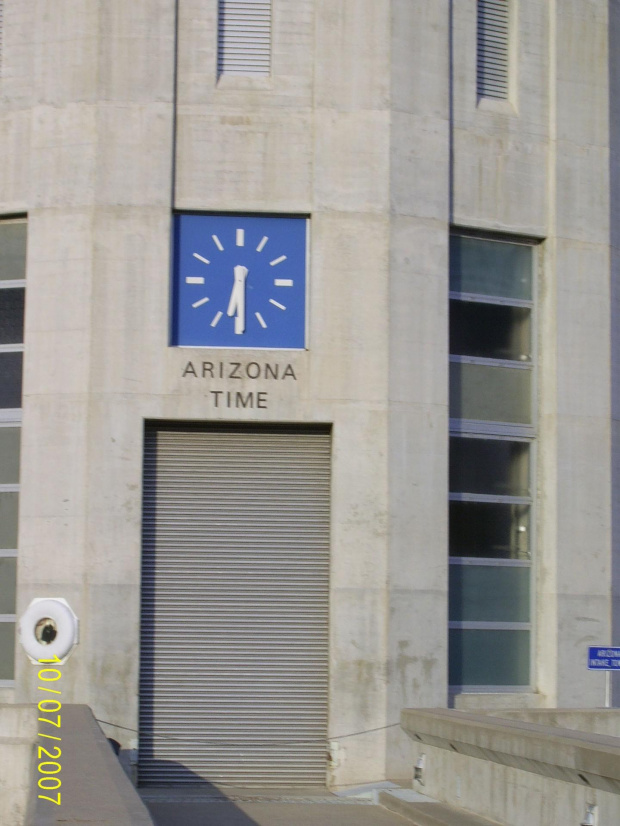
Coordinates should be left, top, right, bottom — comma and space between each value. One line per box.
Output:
448, 230, 538, 694
0, 216, 26, 687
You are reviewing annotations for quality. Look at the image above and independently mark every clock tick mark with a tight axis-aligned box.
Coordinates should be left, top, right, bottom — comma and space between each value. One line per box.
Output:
256, 236, 268, 252
186, 277, 205, 285
193, 253, 210, 265
236, 229, 245, 247
212, 235, 224, 251
255, 312, 267, 329
192, 297, 210, 308
211, 311, 223, 327
274, 279, 293, 287
270, 255, 287, 266
269, 299, 286, 310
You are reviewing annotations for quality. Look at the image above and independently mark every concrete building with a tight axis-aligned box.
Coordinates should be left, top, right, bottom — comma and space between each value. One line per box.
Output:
0, 0, 617, 790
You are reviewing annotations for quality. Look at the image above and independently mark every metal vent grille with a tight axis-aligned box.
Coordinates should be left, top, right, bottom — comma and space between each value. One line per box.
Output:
218, 0, 271, 77
139, 424, 331, 786
477, 0, 509, 100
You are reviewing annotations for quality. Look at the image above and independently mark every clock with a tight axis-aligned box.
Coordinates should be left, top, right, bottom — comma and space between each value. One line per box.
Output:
172, 214, 307, 349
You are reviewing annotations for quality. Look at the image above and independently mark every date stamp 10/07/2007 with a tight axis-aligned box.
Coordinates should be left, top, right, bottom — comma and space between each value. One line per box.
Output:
36, 654, 63, 806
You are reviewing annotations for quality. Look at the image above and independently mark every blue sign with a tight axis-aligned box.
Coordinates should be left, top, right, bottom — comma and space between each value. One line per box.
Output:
172, 214, 307, 349
587, 647, 620, 670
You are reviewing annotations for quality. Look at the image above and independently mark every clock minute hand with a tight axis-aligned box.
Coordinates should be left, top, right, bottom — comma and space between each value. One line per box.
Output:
227, 265, 248, 334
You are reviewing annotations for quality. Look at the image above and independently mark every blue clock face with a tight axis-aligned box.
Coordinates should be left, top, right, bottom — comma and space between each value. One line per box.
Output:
172, 214, 307, 349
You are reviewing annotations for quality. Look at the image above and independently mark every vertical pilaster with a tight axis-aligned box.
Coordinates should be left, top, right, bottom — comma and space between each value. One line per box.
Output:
312, 0, 392, 786
16, 1, 176, 757
545, 0, 612, 706
386, 0, 451, 776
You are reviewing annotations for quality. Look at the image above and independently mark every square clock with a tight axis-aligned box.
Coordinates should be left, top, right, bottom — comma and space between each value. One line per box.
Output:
172, 214, 308, 349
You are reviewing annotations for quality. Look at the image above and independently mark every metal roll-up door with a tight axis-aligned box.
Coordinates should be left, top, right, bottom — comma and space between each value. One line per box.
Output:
139, 423, 331, 786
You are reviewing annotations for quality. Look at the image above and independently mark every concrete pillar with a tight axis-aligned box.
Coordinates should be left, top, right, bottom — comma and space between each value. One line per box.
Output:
386, 0, 451, 777
15, 2, 176, 761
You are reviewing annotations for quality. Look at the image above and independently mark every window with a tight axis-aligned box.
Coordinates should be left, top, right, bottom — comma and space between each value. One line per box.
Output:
449, 233, 535, 691
477, 0, 509, 100
217, 0, 271, 77
0, 218, 26, 684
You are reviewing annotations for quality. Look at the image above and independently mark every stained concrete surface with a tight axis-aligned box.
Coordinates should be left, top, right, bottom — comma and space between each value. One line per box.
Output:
140, 788, 411, 826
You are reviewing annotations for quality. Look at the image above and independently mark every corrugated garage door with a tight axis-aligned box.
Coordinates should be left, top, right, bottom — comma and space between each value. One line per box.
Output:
139, 423, 331, 786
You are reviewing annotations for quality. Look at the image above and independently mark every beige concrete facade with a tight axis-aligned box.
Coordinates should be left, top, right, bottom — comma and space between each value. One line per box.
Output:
0, 0, 616, 787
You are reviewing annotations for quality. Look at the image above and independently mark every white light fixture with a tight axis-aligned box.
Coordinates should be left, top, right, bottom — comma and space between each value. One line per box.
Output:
581, 803, 598, 826
414, 753, 426, 785
18, 598, 79, 664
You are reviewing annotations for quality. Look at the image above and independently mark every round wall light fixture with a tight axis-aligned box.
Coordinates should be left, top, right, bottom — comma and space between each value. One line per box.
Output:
18, 598, 79, 664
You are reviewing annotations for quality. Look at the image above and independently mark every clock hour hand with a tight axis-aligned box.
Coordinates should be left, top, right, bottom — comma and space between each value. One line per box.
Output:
227, 265, 248, 334
226, 283, 239, 318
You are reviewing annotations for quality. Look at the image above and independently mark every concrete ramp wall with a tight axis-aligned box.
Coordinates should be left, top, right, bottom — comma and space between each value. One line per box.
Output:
28, 705, 154, 826
0, 705, 38, 826
401, 708, 620, 826
0, 704, 154, 826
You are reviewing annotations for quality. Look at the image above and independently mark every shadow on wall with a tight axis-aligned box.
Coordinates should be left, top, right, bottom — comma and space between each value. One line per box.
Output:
27, 706, 258, 826
138, 761, 261, 826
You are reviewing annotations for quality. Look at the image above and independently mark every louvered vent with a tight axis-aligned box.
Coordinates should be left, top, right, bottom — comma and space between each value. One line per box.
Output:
477, 0, 509, 100
218, 0, 271, 77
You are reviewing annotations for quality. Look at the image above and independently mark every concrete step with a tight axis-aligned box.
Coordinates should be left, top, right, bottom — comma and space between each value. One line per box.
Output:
379, 790, 503, 826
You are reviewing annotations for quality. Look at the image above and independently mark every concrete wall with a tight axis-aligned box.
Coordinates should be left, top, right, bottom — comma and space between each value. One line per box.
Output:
451, 0, 613, 708
610, 0, 620, 706
492, 707, 620, 736
411, 741, 620, 826
402, 708, 620, 826
29, 705, 154, 826
0, 0, 616, 789
386, 0, 450, 777
541, 0, 612, 707
12, 0, 177, 771
7, 0, 400, 787
0, 705, 37, 826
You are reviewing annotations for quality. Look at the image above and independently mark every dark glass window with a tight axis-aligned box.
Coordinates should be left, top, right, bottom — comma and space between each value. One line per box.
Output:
0, 223, 27, 282
449, 362, 531, 424
450, 437, 530, 497
449, 235, 532, 300
449, 629, 530, 687
0, 428, 20, 484
0, 220, 26, 685
0, 289, 25, 345
0, 558, 17, 614
0, 492, 18, 549
0, 623, 16, 680
449, 233, 535, 690
0, 353, 23, 408
450, 300, 531, 362
449, 565, 530, 623
449, 501, 530, 559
